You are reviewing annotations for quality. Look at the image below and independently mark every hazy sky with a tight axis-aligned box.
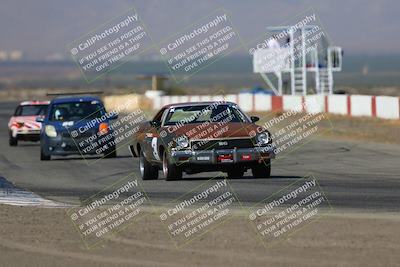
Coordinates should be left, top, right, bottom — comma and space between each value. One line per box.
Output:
1, 0, 399, 59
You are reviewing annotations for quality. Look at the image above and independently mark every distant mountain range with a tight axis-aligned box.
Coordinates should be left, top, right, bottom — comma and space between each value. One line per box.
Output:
1, 0, 399, 60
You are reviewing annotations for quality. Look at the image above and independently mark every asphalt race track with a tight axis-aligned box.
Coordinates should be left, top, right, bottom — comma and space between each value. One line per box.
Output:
1, 101, 399, 211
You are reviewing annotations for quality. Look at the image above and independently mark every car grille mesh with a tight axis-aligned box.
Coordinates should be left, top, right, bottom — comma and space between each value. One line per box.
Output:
191, 138, 254, 150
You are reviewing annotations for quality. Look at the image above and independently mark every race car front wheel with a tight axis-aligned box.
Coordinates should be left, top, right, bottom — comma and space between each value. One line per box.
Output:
227, 168, 244, 179
9, 132, 17, 146
163, 150, 182, 181
104, 146, 117, 158
40, 147, 51, 161
252, 159, 271, 178
139, 150, 158, 180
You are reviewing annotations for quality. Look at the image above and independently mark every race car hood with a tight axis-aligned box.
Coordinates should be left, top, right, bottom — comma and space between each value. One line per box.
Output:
9, 116, 42, 130
163, 122, 259, 139
47, 120, 104, 136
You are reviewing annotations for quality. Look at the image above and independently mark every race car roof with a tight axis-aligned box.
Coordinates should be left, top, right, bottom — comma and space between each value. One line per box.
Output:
20, 100, 50, 106
162, 101, 235, 109
51, 95, 102, 104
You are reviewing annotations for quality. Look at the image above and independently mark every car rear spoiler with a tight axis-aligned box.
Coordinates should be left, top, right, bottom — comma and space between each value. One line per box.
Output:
46, 91, 104, 96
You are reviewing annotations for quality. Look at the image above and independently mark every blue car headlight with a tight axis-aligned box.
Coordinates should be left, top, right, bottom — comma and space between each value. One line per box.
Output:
45, 125, 57, 137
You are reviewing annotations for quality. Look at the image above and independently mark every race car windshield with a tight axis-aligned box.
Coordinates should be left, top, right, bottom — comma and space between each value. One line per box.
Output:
14, 105, 48, 116
49, 102, 104, 122
163, 104, 249, 126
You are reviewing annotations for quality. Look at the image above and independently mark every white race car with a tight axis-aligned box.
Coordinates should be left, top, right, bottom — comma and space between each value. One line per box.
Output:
8, 101, 49, 146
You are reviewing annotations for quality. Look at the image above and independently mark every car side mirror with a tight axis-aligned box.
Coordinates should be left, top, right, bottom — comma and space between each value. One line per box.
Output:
109, 114, 118, 120
36, 116, 44, 123
150, 120, 161, 127
250, 116, 259, 123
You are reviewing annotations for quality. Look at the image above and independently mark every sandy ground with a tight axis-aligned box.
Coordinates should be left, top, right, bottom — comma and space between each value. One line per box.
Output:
0, 205, 399, 267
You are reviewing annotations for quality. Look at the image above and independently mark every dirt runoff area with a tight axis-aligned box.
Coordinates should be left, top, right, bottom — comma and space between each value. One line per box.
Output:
251, 111, 400, 145
0, 204, 399, 267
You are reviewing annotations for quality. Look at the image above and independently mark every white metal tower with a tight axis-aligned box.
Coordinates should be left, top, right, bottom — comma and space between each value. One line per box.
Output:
253, 25, 342, 95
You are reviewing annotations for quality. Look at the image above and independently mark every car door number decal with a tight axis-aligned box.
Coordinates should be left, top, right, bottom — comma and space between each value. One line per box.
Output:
151, 137, 160, 160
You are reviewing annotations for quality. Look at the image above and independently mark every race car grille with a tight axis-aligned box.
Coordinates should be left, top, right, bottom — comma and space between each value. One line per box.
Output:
61, 132, 72, 138
61, 131, 93, 139
191, 138, 254, 150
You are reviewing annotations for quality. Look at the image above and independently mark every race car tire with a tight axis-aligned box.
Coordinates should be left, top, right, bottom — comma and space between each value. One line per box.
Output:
227, 168, 244, 179
40, 147, 51, 161
9, 134, 18, 146
163, 150, 182, 181
140, 150, 158, 180
252, 159, 271, 178
104, 146, 117, 158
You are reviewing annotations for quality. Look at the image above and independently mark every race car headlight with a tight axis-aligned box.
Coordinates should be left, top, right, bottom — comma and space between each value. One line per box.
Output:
45, 125, 57, 137
98, 122, 109, 135
256, 132, 270, 145
176, 135, 189, 149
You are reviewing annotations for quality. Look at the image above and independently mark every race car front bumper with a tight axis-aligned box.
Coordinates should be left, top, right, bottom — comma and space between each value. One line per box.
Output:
42, 134, 114, 156
170, 146, 275, 164
14, 129, 40, 135
10, 129, 41, 141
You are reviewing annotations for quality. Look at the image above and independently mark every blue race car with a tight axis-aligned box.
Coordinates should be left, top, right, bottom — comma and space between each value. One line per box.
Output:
36, 95, 118, 161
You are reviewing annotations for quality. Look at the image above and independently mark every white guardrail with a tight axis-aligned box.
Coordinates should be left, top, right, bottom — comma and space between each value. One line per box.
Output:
152, 94, 400, 120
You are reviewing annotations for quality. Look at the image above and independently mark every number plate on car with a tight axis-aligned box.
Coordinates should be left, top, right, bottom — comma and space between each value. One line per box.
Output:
218, 154, 233, 163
